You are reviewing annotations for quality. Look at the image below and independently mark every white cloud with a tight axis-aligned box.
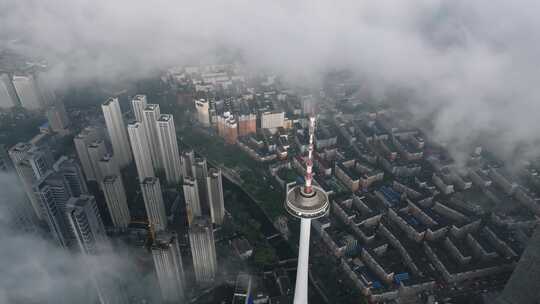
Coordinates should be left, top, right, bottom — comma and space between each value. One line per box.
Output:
0, 172, 161, 303
1, 0, 539, 163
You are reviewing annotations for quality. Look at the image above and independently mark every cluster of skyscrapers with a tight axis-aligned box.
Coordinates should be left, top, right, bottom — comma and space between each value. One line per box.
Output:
180, 153, 223, 284
8, 136, 107, 250
74, 101, 131, 233
129, 96, 227, 297
124, 95, 223, 300
127, 95, 182, 185
8, 130, 127, 303
6, 92, 228, 303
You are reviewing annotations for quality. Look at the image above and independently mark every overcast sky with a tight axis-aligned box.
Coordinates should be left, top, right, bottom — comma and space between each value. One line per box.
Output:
1, 2, 540, 302
1, 0, 539, 163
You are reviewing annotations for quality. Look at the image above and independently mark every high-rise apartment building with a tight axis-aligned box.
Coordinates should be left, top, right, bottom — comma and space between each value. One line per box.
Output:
217, 113, 238, 144
189, 216, 217, 284
216, 112, 228, 137
224, 117, 238, 145
12, 73, 44, 110
87, 140, 107, 184
34, 171, 75, 248
9, 143, 54, 220
98, 153, 120, 177
65, 195, 109, 255
26, 146, 53, 180
131, 94, 147, 123
53, 156, 88, 197
13, 160, 42, 219
141, 177, 167, 231
195, 99, 210, 127
0, 73, 20, 108
183, 177, 201, 226
102, 175, 131, 230
181, 150, 195, 178
238, 113, 257, 137
207, 168, 225, 225
8, 142, 32, 164
156, 114, 182, 185
102, 97, 132, 167
46, 101, 70, 134
151, 231, 186, 302
9, 143, 40, 218
192, 158, 209, 213
28, 154, 51, 183
128, 122, 155, 180
66, 195, 128, 304
74, 127, 101, 181
143, 104, 163, 170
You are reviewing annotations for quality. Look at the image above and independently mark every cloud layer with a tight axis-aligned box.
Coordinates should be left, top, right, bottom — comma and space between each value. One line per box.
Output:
0, 172, 160, 303
1, 0, 540, 163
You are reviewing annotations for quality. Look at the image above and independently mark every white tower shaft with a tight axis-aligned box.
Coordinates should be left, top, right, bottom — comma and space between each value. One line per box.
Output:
294, 218, 311, 304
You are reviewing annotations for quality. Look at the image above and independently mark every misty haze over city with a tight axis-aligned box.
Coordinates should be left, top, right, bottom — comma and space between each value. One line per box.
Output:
1, 1, 540, 304
2, 0, 540, 164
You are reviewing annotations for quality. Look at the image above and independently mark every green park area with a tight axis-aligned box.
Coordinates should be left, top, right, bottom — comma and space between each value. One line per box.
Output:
221, 189, 279, 268
179, 125, 285, 220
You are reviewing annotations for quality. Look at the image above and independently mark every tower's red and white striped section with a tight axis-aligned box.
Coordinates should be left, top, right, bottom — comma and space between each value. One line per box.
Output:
304, 116, 316, 194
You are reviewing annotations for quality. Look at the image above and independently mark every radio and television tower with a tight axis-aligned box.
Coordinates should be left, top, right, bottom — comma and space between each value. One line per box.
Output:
285, 115, 329, 304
